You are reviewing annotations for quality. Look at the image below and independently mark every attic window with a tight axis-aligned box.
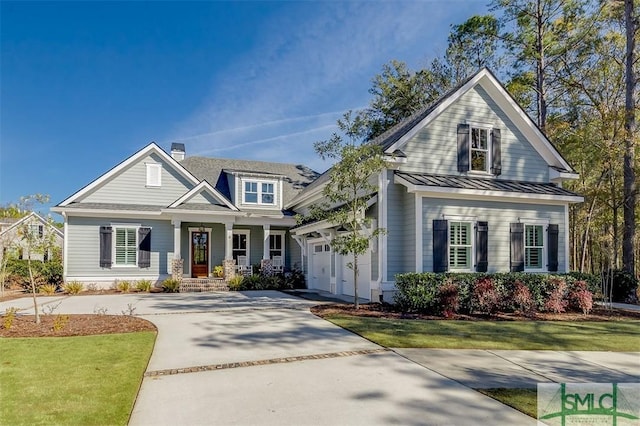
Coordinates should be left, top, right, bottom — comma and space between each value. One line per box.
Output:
146, 163, 162, 187
470, 127, 490, 172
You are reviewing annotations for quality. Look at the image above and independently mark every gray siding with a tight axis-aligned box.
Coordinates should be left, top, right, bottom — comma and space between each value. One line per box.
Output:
66, 217, 173, 279
82, 153, 194, 205
399, 86, 549, 183
386, 171, 416, 281
421, 198, 566, 272
288, 234, 302, 270
366, 202, 379, 281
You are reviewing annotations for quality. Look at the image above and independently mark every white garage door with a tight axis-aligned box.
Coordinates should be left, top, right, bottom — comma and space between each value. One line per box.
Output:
340, 249, 371, 300
311, 243, 331, 292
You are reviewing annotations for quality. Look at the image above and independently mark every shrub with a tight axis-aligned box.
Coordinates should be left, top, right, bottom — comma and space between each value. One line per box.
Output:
606, 270, 638, 303
568, 280, 593, 315
436, 280, 459, 318
86, 283, 98, 292
284, 268, 306, 289
40, 260, 63, 287
38, 284, 58, 295
227, 275, 244, 291
116, 280, 131, 293
510, 280, 534, 315
212, 265, 224, 278
472, 277, 501, 315
63, 281, 84, 295
394, 273, 441, 313
52, 315, 69, 332
241, 275, 264, 290
3, 307, 18, 329
161, 278, 180, 293
135, 279, 152, 292
544, 278, 568, 313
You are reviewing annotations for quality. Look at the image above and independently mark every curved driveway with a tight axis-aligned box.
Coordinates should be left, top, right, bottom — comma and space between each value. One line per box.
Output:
2, 291, 534, 425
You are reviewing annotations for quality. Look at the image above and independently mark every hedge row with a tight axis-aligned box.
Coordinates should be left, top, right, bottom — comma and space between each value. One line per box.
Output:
393, 272, 600, 316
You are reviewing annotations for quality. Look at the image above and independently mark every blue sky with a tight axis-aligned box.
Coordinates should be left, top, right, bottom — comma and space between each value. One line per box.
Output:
1, 0, 489, 216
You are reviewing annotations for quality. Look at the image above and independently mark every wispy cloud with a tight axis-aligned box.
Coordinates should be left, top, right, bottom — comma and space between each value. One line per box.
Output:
165, 1, 488, 169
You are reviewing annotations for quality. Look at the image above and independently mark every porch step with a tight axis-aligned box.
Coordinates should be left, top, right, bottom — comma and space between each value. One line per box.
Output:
180, 278, 229, 292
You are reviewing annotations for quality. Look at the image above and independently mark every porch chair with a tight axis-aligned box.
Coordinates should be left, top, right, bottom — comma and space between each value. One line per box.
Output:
237, 255, 252, 276
272, 255, 283, 273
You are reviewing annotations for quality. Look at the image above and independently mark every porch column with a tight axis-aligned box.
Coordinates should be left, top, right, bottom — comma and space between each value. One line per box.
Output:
263, 224, 270, 260
172, 219, 181, 259
225, 223, 233, 260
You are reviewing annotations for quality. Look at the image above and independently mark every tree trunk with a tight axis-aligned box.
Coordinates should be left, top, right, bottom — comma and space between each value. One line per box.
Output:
622, 0, 637, 276
27, 257, 40, 324
353, 253, 359, 309
536, 0, 547, 132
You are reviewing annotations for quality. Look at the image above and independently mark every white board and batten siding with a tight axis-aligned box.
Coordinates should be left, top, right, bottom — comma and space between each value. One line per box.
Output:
66, 217, 174, 286
421, 198, 566, 273
399, 86, 549, 183
81, 153, 194, 205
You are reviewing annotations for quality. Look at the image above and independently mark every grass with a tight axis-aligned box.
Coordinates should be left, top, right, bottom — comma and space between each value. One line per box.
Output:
476, 388, 537, 418
322, 315, 640, 351
0, 332, 156, 425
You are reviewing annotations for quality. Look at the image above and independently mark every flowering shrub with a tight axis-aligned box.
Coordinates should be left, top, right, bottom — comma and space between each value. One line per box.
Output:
472, 277, 501, 315
511, 280, 534, 314
436, 280, 459, 318
544, 278, 568, 313
568, 280, 593, 315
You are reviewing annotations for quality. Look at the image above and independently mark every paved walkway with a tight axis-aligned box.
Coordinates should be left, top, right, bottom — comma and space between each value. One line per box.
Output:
5, 292, 638, 424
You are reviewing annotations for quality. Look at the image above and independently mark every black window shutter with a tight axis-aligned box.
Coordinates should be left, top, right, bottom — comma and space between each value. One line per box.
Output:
457, 124, 470, 172
547, 224, 559, 272
476, 221, 488, 272
99, 226, 112, 268
491, 128, 502, 176
510, 223, 524, 272
138, 227, 151, 268
433, 219, 449, 272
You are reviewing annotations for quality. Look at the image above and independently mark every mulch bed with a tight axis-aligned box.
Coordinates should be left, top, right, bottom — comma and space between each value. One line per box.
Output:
311, 303, 640, 321
0, 314, 157, 338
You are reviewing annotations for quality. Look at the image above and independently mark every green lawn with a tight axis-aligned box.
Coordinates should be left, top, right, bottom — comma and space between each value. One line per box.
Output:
323, 315, 640, 351
0, 332, 156, 426
476, 388, 537, 418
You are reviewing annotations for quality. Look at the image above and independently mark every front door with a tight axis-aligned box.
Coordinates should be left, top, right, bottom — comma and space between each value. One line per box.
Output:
191, 231, 209, 278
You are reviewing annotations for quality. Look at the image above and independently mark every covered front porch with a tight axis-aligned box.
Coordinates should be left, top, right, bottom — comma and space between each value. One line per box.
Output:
169, 218, 301, 280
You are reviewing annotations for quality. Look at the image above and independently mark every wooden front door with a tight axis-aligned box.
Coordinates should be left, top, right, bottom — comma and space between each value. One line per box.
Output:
191, 231, 209, 278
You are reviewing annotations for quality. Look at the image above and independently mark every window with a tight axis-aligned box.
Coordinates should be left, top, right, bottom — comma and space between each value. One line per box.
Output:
470, 127, 490, 172
262, 183, 274, 204
269, 233, 284, 259
114, 227, 137, 266
146, 163, 162, 187
232, 231, 249, 261
449, 221, 473, 271
242, 180, 276, 205
29, 224, 43, 238
524, 224, 544, 270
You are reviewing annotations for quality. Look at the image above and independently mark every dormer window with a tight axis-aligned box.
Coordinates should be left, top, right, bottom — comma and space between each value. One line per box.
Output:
243, 180, 276, 205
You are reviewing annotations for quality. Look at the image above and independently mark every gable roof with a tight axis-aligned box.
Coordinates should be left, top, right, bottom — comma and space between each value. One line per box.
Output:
167, 180, 238, 211
378, 67, 575, 173
179, 156, 319, 207
0, 212, 63, 238
57, 142, 200, 207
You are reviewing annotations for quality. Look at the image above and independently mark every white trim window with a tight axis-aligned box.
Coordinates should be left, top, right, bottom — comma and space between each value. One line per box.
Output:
242, 179, 276, 206
470, 126, 490, 173
114, 226, 138, 266
269, 231, 285, 259
146, 163, 162, 187
449, 221, 473, 271
524, 224, 545, 271
232, 230, 250, 262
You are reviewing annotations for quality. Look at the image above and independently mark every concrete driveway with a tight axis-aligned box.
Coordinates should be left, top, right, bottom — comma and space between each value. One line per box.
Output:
3, 291, 534, 425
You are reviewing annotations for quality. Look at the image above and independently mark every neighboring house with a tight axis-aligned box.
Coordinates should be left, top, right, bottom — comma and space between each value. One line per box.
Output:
51, 143, 319, 287
52, 68, 582, 299
0, 212, 64, 262
288, 68, 583, 301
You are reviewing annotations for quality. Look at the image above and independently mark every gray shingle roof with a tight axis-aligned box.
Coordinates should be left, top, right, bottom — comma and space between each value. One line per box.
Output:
395, 171, 581, 197
180, 157, 319, 206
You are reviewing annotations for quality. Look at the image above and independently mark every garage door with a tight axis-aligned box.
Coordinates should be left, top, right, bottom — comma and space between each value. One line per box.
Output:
311, 243, 331, 292
340, 249, 371, 300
